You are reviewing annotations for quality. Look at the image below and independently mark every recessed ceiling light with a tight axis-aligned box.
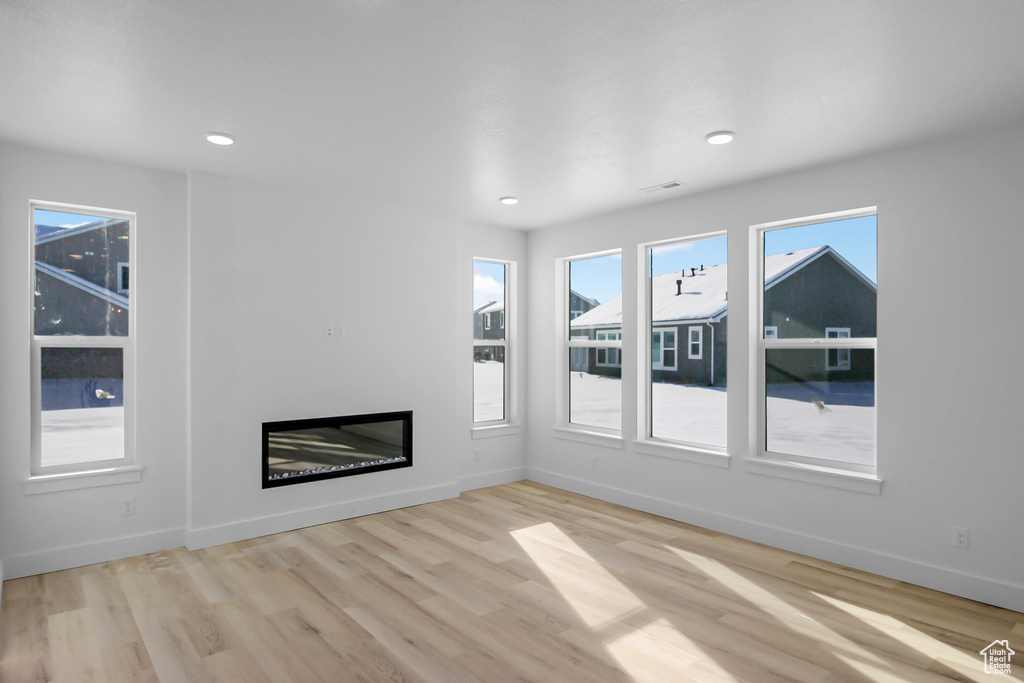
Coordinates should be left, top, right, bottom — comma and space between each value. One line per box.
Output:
499, 196, 519, 205
205, 132, 235, 146
705, 131, 735, 145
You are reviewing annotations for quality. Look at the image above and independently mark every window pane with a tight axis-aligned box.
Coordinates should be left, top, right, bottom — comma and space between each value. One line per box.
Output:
765, 348, 875, 465
568, 253, 622, 430
473, 346, 505, 422
34, 209, 130, 337
40, 347, 124, 466
474, 261, 506, 341
649, 236, 727, 447
569, 350, 621, 430
763, 215, 876, 339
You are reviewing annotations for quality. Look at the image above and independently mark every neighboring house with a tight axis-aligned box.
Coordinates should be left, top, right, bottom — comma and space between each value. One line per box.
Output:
568, 289, 600, 371
473, 300, 505, 362
34, 218, 130, 337
476, 300, 505, 341
570, 246, 877, 386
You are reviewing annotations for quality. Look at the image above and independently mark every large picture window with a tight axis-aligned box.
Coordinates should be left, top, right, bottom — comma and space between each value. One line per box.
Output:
473, 259, 512, 424
755, 209, 877, 472
565, 251, 622, 432
645, 234, 727, 450
31, 203, 135, 475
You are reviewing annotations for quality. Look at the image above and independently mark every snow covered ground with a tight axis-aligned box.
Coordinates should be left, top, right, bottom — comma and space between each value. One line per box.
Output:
473, 360, 505, 422
567, 372, 874, 464
40, 406, 124, 466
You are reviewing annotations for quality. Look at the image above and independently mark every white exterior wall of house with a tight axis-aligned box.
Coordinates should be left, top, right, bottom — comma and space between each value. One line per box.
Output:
525, 117, 1024, 612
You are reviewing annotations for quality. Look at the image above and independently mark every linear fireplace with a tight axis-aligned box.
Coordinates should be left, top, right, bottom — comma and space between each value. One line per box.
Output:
262, 410, 412, 488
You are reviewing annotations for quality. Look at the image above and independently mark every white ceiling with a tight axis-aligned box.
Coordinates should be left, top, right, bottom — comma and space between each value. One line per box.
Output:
3, 0, 1024, 229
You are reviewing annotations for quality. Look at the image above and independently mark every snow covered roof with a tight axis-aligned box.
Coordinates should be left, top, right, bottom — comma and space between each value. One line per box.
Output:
475, 300, 504, 315
571, 246, 860, 328
35, 218, 128, 245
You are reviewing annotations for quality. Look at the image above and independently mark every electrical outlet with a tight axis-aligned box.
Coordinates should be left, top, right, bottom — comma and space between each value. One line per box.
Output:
952, 526, 969, 548
473, 449, 481, 461
122, 497, 136, 516
325, 324, 345, 340
590, 455, 599, 469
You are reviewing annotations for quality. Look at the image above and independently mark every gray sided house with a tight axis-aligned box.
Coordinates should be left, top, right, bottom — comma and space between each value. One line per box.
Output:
473, 300, 506, 362
570, 246, 877, 386
35, 218, 130, 337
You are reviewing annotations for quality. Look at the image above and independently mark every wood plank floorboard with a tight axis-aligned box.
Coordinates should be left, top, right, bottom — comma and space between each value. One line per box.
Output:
2, 481, 1022, 682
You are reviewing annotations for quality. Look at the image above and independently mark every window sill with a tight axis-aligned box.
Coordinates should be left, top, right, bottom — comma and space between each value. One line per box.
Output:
24, 465, 143, 495
471, 423, 521, 439
743, 457, 882, 494
633, 440, 730, 468
553, 427, 625, 449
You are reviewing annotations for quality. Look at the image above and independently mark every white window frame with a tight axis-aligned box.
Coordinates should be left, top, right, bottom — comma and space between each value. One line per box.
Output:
28, 200, 139, 489
825, 327, 851, 370
651, 328, 677, 371
687, 326, 703, 359
472, 258, 515, 431
558, 249, 623, 440
634, 232, 729, 465
749, 207, 880, 491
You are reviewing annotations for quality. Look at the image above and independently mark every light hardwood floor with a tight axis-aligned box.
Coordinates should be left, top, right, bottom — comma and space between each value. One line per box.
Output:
2, 481, 1021, 682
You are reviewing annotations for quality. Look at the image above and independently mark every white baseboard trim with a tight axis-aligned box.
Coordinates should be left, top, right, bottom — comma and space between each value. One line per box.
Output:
3, 528, 187, 581
186, 481, 461, 551
458, 466, 528, 492
527, 467, 1024, 614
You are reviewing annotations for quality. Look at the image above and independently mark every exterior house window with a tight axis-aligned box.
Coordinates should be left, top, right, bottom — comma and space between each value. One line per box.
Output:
118, 262, 130, 294
564, 251, 622, 433
754, 208, 877, 473
687, 326, 703, 359
596, 331, 622, 367
644, 234, 727, 450
651, 329, 676, 370
473, 259, 513, 424
826, 328, 851, 370
31, 203, 135, 476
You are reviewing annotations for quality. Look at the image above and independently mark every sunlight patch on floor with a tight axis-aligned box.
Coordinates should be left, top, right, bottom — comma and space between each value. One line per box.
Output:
511, 522, 644, 629
512, 522, 734, 681
604, 617, 736, 683
666, 545, 889, 667
814, 593, 1003, 682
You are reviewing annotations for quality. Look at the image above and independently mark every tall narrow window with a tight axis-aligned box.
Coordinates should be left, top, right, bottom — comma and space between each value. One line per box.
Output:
32, 203, 135, 474
646, 234, 727, 449
473, 259, 512, 424
757, 209, 877, 471
566, 252, 622, 432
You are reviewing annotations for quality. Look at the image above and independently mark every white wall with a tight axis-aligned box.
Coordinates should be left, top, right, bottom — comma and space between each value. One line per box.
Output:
457, 221, 529, 490
0, 143, 189, 577
185, 173, 468, 548
525, 120, 1024, 612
